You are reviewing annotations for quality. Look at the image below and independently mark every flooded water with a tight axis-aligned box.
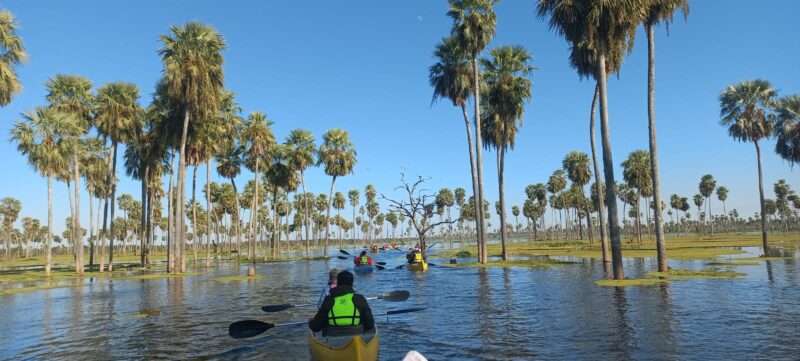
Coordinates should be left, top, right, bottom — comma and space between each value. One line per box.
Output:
1, 246, 799, 361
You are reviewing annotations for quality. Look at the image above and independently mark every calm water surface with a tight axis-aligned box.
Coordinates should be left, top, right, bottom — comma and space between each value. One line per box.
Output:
1, 246, 799, 361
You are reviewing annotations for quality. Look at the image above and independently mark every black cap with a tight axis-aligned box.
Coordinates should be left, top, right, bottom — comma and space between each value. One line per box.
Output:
337, 270, 354, 286
360, 251, 367, 256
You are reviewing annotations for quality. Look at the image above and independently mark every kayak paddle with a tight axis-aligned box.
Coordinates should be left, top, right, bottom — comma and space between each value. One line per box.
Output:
261, 290, 410, 312
230, 307, 427, 339
339, 249, 351, 256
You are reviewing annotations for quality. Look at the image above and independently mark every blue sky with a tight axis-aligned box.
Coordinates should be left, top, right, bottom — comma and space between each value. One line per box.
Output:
1, 1, 798, 234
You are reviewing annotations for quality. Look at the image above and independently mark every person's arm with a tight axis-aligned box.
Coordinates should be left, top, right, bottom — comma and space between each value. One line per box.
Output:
354, 257, 359, 265
308, 296, 332, 332
368, 257, 373, 266
354, 295, 375, 331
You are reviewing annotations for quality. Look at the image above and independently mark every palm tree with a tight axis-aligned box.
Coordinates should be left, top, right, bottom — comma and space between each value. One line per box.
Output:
719, 79, 777, 254
333, 192, 346, 246
0, 10, 25, 107
429, 35, 483, 254
641, 0, 689, 272
563, 151, 592, 241
95, 82, 142, 270
241, 111, 275, 275
286, 129, 316, 255
447, 0, 497, 264
0, 197, 21, 259
318, 129, 356, 252
348, 189, 360, 243
716, 186, 729, 217
693, 194, 704, 232
622, 150, 652, 243
159, 22, 225, 273
264, 144, 297, 259
481, 45, 533, 261
47, 74, 93, 274
546, 170, 566, 234
774, 95, 800, 165
538, 0, 642, 279
10, 107, 73, 274
699, 174, 716, 235
215, 137, 244, 261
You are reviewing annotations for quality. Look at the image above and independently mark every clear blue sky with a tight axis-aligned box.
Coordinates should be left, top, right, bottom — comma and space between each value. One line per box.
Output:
1, 1, 798, 235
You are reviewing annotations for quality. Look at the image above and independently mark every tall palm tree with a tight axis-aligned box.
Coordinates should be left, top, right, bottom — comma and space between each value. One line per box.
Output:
448, 0, 497, 264
241, 111, 275, 275
563, 151, 592, 240
537, 0, 643, 279
333, 192, 346, 246
0, 197, 21, 259
348, 189, 360, 243
429, 35, 483, 255
264, 144, 297, 259
0, 10, 25, 107
10, 107, 72, 274
159, 22, 225, 273
481, 45, 533, 261
95, 82, 142, 270
699, 174, 716, 235
318, 129, 356, 252
719, 79, 777, 254
47, 74, 93, 274
641, 0, 689, 272
716, 186, 729, 216
286, 129, 316, 255
215, 136, 243, 259
622, 150, 652, 243
774, 95, 800, 165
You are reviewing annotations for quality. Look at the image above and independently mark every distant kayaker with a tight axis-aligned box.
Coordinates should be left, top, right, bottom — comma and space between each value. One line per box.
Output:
406, 247, 424, 264
354, 251, 374, 266
309, 270, 375, 335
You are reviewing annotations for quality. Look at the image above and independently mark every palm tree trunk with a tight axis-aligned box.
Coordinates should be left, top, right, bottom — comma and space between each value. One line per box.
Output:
72, 153, 83, 274
598, 54, 624, 279
460, 103, 482, 261
249, 158, 259, 276
191, 166, 199, 264
140, 166, 148, 266
88, 188, 95, 269
497, 148, 508, 261
231, 178, 242, 263
472, 58, 488, 264
325, 176, 337, 253
167, 166, 174, 272
175, 110, 190, 273
646, 25, 668, 268
46, 176, 53, 275
205, 159, 212, 266
301, 171, 310, 257
108, 141, 118, 272
755, 141, 769, 254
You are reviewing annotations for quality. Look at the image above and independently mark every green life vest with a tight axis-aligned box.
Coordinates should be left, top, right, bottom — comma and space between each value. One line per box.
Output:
359, 256, 370, 265
328, 292, 361, 327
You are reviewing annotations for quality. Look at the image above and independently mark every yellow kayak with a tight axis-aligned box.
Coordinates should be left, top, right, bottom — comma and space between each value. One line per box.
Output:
407, 261, 428, 272
308, 327, 379, 361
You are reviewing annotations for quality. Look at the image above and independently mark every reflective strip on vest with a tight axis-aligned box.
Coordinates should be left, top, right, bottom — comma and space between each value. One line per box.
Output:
359, 256, 369, 265
328, 293, 360, 327
414, 252, 423, 262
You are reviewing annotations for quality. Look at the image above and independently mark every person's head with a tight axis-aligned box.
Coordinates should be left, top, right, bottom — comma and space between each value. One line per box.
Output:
336, 270, 354, 287
360, 251, 367, 256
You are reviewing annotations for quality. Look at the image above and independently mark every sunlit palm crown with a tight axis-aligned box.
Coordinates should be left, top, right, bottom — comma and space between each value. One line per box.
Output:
719, 79, 777, 143
546, 169, 566, 194
46, 75, 93, 128
159, 22, 225, 121
448, 0, 497, 56
481, 46, 533, 151
562, 151, 591, 186
318, 129, 356, 177
569, 41, 623, 80
643, 0, 689, 27
429, 36, 473, 107
10, 107, 74, 178
0, 10, 26, 106
774, 95, 800, 164
537, 0, 643, 57
285, 129, 316, 171
215, 140, 243, 180
241, 111, 276, 171
621, 150, 652, 193
699, 174, 716, 198
95, 82, 142, 143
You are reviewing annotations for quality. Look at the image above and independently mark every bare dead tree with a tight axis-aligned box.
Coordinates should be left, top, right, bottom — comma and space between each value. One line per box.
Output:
381, 174, 456, 255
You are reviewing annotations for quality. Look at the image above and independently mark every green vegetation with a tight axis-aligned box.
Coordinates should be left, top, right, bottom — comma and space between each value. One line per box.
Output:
213, 274, 262, 282
595, 268, 744, 287
444, 257, 577, 269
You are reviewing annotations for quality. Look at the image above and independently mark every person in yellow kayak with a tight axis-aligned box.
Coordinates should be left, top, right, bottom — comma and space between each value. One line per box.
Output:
353, 250, 374, 266
406, 246, 424, 264
309, 270, 375, 335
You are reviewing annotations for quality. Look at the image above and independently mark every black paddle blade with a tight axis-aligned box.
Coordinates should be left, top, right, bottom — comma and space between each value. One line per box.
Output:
229, 320, 274, 339
261, 304, 294, 313
380, 290, 410, 302
339, 249, 351, 256
337, 255, 349, 260
386, 307, 427, 315
375, 265, 386, 271
376, 262, 387, 266
395, 265, 405, 270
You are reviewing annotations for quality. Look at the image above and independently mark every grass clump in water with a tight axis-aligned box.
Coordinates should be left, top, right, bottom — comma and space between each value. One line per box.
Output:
445, 257, 577, 269
595, 278, 668, 287
648, 268, 744, 279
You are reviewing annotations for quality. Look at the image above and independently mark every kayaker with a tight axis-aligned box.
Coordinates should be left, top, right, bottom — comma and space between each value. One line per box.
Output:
309, 270, 375, 335
406, 248, 424, 264
354, 251, 373, 266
